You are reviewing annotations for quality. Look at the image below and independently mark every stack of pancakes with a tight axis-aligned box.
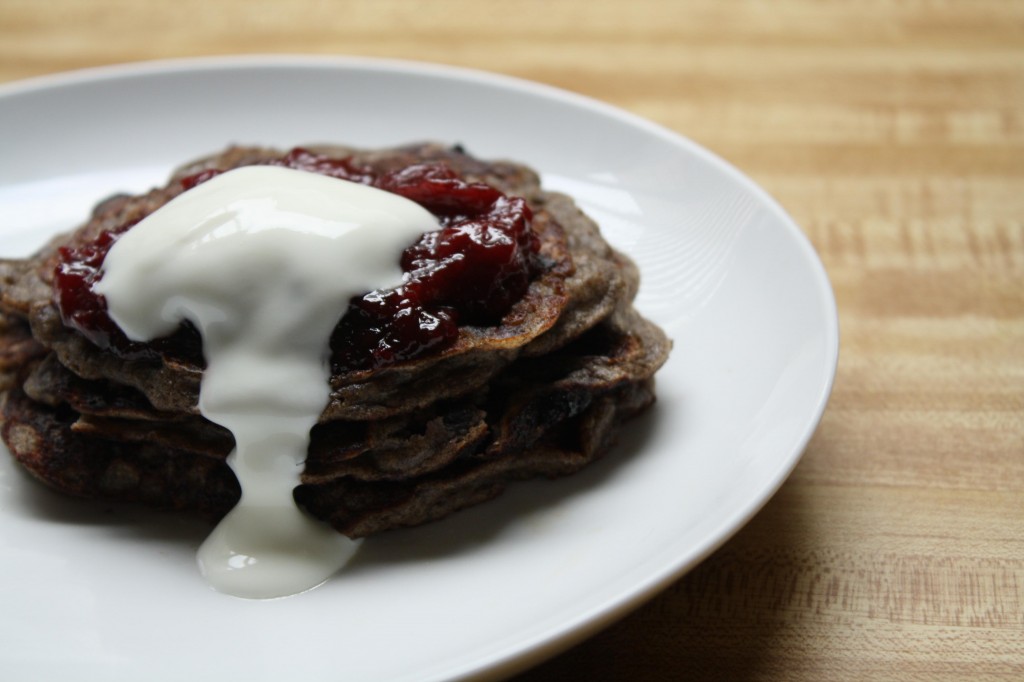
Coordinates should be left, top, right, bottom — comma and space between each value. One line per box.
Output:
0, 144, 670, 538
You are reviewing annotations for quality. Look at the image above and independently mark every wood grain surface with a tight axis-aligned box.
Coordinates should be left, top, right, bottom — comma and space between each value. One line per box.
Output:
1, 1, 1021, 680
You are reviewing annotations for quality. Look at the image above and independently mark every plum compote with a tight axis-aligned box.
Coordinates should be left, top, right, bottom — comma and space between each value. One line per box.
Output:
54, 148, 542, 371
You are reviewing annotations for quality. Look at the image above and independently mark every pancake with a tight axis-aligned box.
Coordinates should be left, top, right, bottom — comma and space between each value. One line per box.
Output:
3, 306, 667, 537
0, 143, 671, 537
3, 144, 635, 420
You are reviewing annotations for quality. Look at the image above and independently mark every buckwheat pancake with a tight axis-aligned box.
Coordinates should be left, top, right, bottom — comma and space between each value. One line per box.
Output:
0, 143, 670, 537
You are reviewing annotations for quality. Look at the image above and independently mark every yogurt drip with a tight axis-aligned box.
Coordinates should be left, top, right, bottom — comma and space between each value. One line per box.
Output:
95, 166, 440, 598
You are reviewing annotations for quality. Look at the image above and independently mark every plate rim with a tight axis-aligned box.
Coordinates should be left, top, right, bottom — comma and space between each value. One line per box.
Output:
0, 54, 839, 681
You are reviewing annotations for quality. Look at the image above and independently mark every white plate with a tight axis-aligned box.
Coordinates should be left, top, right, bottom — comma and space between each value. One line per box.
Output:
0, 56, 838, 681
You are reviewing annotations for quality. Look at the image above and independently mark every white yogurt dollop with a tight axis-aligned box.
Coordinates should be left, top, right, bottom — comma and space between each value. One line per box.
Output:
95, 165, 440, 598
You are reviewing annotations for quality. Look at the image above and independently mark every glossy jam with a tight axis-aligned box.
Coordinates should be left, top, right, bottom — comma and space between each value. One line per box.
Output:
54, 148, 540, 371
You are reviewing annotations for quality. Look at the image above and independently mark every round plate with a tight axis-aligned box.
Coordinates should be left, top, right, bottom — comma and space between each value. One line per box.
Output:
0, 56, 838, 682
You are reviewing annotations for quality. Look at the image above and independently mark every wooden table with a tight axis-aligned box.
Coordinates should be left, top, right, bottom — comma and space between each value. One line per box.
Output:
2, 1, 1021, 679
